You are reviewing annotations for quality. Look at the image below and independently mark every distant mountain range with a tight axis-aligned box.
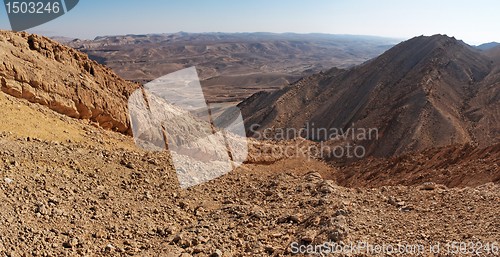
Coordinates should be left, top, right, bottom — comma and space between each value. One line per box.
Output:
62, 32, 399, 103
475, 42, 500, 50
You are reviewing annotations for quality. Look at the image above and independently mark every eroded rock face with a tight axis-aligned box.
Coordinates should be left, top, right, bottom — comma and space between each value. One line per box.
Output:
0, 31, 138, 134
239, 35, 499, 158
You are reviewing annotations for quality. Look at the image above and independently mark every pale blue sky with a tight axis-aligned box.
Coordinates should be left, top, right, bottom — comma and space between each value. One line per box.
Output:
0, 0, 498, 44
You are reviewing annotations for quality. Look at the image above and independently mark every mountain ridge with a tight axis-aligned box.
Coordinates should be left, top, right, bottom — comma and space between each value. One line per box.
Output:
239, 34, 499, 158
476, 41, 500, 50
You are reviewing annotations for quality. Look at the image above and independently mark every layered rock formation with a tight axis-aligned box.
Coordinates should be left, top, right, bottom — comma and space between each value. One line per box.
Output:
0, 31, 138, 133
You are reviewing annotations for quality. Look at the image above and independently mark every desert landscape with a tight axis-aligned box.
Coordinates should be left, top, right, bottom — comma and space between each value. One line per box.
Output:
0, 28, 498, 257
64, 33, 397, 103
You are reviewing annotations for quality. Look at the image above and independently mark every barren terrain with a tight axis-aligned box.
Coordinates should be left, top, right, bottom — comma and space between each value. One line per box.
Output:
1, 92, 499, 256
0, 31, 498, 256
65, 33, 397, 103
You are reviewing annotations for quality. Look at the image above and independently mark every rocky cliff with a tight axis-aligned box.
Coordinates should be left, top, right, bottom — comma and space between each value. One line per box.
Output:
0, 31, 138, 134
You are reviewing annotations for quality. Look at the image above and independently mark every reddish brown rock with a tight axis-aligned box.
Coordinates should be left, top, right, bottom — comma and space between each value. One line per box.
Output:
0, 31, 139, 134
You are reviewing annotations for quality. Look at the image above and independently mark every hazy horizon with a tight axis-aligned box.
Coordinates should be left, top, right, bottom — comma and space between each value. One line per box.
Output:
1, 0, 499, 45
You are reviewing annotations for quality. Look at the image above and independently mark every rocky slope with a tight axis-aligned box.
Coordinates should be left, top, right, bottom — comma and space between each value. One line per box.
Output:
0, 31, 138, 134
239, 35, 500, 158
339, 143, 500, 188
0, 91, 499, 256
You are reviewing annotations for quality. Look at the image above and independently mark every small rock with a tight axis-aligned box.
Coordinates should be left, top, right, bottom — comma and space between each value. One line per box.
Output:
195, 206, 205, 216
36, 205, 51, 216
192, 247, 204, 254
401, 205, 414, 212
144, 191, 153, 200
317, 180, 336, 194
48, 197, 59, 205
172, 232, 191, 247
335, 209, 349, 217
421, 182, 436, 191
301, 230, 316, 243
328, 216, 349, 242
289, 214, 302, 223
387, 196, 405, 207
4, 177, 13, 184
104, 244, 115, 252
93, 230, 107, 239
304, 172, 323, 183
211, 249, 223, 257
264, 245, 275, 254
63, 238, 78, 248
120, 160, 135, 169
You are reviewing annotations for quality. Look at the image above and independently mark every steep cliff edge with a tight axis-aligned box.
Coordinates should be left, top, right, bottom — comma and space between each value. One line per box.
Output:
0, 31, 138, 134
